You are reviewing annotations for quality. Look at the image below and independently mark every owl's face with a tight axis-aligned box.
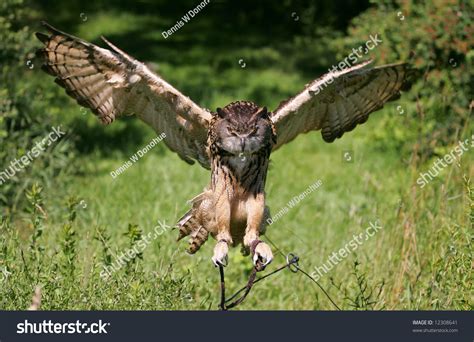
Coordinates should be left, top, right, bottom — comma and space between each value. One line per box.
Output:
213, 103, 273, 156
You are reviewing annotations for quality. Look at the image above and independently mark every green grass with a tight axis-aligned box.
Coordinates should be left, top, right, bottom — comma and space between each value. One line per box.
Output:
1, 3, 472, 311
1, 111, 472, 310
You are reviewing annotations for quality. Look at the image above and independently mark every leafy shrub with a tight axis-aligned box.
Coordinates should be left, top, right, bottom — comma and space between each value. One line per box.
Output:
0, 0, 76, 213
339, 0, 473, 157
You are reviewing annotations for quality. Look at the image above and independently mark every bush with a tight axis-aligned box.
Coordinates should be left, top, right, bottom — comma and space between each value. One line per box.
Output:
339, 0, 473, 157
0, 0, 76, 213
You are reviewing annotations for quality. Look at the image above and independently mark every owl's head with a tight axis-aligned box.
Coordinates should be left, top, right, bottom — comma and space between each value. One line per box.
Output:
212, 101, 274, 155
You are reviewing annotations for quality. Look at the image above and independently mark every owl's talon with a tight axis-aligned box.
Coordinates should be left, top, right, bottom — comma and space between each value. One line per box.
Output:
212, 255, 228, 267
212, 240, 229, 267
252, 241, 273, 270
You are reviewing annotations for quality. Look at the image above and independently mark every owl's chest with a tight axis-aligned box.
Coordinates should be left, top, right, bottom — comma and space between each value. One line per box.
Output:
211, 146, 270, 198
221, 154, 263, 187
226, 155, 250, 176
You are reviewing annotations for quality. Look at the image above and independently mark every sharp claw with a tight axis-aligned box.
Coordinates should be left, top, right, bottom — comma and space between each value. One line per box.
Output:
262, 257, 272, 266
212, 240, 229, 267
253, 253, 273, 267
253, 253, 262, 265
212, 255, 228, 267
252, 241, 273, 269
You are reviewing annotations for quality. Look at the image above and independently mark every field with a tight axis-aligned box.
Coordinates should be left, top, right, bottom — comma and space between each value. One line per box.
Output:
0, 0, 472, 310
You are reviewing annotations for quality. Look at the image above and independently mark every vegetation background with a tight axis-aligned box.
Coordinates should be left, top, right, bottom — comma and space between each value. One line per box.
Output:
0, 0, 472, 310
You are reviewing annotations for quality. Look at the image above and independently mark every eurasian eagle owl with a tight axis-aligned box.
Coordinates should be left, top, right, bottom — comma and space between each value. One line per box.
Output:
36, 22, 415, 270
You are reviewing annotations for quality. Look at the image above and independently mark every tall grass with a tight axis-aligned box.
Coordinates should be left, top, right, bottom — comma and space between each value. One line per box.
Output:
0, 0, 471, 310
1, 113, 471, 310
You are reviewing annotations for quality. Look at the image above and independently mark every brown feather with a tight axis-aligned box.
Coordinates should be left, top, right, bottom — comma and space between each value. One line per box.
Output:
35, 21, 212, 168
271, 61, 417, 147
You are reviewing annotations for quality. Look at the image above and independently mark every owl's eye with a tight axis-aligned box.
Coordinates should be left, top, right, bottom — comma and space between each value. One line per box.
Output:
227, 127, 236, 136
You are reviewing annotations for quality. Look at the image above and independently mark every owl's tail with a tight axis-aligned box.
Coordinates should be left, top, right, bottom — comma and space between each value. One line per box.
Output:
176, 192, 210, 254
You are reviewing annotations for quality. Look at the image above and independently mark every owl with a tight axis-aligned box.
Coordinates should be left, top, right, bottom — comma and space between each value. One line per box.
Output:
36, 22, 415, 270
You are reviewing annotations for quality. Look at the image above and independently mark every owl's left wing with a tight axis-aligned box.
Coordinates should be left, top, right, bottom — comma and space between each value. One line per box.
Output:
270, 60, 416, 150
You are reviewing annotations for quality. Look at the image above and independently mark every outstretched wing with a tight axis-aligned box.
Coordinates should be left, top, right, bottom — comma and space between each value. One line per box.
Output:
270, 60, 416, 150
35, 21, 212, 168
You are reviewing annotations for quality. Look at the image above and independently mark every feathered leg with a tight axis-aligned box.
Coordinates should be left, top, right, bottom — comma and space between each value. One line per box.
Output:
176, 191, 212, 254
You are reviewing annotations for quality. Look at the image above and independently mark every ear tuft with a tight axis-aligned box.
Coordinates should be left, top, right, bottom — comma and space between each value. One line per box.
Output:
216, 107, 226, 118
251, 106, 268, 121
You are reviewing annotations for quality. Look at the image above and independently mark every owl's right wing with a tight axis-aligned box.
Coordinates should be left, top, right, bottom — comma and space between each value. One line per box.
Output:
36, 21, 212, 168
